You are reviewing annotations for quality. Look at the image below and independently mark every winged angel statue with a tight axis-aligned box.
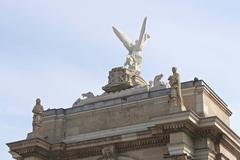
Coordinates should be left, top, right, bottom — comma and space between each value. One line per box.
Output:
112, 17, 150, 73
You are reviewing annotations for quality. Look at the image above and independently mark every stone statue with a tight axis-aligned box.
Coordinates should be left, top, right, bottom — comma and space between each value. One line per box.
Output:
32, 98, 44, 132
149, 74, 167, 89
153, 74, 167, 89
168, 67, 183, 107
193, 77, 199, 86
82, 92, 95, 99
154, 74, 163, 86
72, 92, 95, 107
112, 17, 150, 73
101, 145, 117, 160
72, 98, 81, 107
124, 54, 135, 71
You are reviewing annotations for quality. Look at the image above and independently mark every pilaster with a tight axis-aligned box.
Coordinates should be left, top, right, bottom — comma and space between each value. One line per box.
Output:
167, 132, 194, 158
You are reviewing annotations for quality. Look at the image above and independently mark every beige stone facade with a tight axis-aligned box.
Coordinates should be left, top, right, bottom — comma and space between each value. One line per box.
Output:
7, 80, 240, 160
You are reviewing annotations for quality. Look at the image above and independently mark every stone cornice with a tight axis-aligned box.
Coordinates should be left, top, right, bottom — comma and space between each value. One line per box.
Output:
7, 131, 169, 159
199, 116, 240, 147
43, 80, 231, 118
200, 82, 232, 116
203, 117, 240, 140
152, 111, 240, 154
7, 111, 198, 159
221, 135, 240, 159
64, 134, 169, 159
7, 111, 240, 159
150, 111, 200, 128
7, 138, 50, 151
7, 138, 51, 159
198, 116, 240, 159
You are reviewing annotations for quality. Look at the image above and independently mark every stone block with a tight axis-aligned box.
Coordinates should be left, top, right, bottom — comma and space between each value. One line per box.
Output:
102, 67, 146, 93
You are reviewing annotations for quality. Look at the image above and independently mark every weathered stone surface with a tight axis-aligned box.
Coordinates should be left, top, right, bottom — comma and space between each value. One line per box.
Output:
32, 98, 44, 133
167, 132, 193, 157
102, 67, 146, 93
7, 81, 239, 160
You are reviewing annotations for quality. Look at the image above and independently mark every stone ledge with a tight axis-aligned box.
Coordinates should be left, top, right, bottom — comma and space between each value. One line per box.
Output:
44, 80, 230, 119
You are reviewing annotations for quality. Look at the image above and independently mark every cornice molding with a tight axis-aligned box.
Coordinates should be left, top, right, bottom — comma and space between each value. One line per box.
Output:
7, 111, 240, 159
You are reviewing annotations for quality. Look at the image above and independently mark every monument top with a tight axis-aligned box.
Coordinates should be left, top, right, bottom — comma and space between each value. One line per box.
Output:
112, 17, 150, 73
101, 17, 150, 93
7, 17, 240, 160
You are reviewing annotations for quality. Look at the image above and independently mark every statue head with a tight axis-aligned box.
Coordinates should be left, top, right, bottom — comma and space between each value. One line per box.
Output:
172, 67, 177, 73
36, 98, 41, 105
33, 98, 43, 115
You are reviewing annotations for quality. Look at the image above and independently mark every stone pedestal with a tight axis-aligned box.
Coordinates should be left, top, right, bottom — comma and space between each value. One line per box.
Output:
102, 67, 146, 93
169, 88, 186, 113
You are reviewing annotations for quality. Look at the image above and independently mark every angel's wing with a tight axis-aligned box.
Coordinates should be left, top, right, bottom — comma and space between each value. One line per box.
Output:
137, 17, 150, 50
112, 26, 133, 51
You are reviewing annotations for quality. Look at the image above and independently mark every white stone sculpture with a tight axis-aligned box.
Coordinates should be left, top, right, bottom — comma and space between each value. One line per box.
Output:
153, 74, 167, 88
72, 98, 81, 106
112, 17, 150, 73
149, 74, 167, 89
82, 92, 95, 99
72, 92, 95, 107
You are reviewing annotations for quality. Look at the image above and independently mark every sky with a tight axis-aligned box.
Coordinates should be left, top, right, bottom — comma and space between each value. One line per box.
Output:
0, 0, 240, 159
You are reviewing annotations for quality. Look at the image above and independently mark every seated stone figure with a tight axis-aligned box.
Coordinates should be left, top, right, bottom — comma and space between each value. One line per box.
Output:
153, 74, 167, 89
82, 92, 95, 99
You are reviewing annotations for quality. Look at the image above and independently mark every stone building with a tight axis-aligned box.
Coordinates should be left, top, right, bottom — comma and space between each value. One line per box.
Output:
7, 66, 240, 160
7, 18, 240, 160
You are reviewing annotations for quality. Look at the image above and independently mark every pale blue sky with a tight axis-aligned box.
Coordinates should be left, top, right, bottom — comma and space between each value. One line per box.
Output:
1, 0, 240, 159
